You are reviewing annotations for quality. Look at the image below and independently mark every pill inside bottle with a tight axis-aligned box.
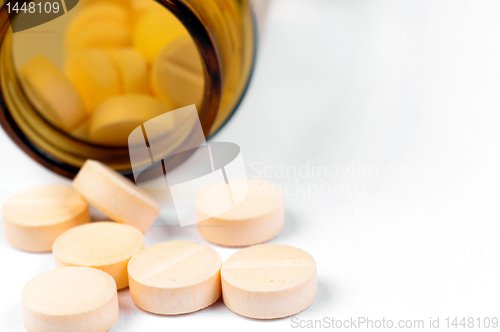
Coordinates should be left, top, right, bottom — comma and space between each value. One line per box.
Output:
11, 0, 205, 148
1, 0, 257, 178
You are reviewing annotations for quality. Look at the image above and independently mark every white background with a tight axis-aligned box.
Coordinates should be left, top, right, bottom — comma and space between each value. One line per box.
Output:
1, 0, 500, 331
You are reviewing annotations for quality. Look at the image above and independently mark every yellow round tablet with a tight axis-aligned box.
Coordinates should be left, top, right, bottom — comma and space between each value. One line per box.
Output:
128, 241, 222, 315
53, 222, 145, 289
66, 21, 131, 52
88, 94, 174, 146
21, 267, 119, 332
72, 159, 161, 233
65, 2, 130, 42
79, 0, 131, 8
2, 185, 90, 253
19, 55, 86, 131
133, 9, 188, 62
131, 0, 159, 13
196, 179, 284, 247
221, 244, 317, 319
65, 49, 121, 112
108, 48, 149, 94
151, 36, 204, 110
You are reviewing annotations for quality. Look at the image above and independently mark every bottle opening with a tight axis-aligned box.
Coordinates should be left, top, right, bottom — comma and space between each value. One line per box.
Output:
0, 0, 255, 178
11, 0, 205, 147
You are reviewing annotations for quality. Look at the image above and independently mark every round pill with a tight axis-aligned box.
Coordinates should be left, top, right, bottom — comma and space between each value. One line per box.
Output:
65, 2, 130, 42
131, 0, 158, 13
128, 241, 222, 315
66, 21, 131, 52
2, 185, 90, 253
196, 179, 284, 247
19, 55, 86, 131
88, 94, 173, 146
21, 267, 119, 332
133, 9, 188, 62
65, 49, 120, 112
108, 48, 148, 94
151, 36, 204, 110
72, 159, 160, 233
53, 222, 145, 289
80, 0, 131, 8
221, 244, 317, 319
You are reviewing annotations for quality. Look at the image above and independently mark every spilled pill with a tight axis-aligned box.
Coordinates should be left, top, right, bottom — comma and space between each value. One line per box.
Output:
19, 55, 86, 131
72, 159, 161, 233
2, 185, 90, 253
221, 244, 317, 319
21, 267, 119, 332
53, 222, 145, 289
196, 179, 284, 247
128, 241, 222, 315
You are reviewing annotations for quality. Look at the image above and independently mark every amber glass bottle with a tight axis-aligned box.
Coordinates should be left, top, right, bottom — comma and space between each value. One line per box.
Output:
0, 0, 260, 178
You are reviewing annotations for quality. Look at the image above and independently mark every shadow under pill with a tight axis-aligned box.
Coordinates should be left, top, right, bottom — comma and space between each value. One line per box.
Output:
117, 288, 141, 315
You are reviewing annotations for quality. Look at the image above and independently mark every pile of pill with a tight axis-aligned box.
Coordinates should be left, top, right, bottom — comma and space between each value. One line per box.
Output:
5, 2, 318, 329
19, 0, 204, 145
2, 158, 317, 330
